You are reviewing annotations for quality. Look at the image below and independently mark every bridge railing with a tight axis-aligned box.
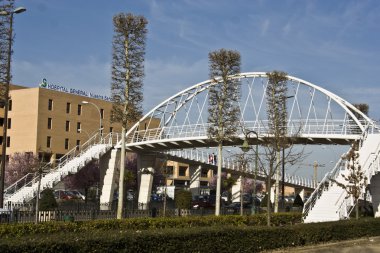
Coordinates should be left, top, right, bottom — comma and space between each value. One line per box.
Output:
166, 149, 314, 188
127, 120, 372, 144
302, 155, 347, 220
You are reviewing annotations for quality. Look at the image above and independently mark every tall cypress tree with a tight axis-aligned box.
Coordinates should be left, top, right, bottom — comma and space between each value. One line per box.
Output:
207, 48, 241, 215
110, 13, 147, 219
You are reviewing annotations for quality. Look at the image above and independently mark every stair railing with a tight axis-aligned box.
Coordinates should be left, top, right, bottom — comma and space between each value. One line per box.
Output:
3, 132, 119, 202
302, 155, 347, 220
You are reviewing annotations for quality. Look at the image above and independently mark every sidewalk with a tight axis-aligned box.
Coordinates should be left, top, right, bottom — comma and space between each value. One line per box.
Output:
268, 236, 380, 253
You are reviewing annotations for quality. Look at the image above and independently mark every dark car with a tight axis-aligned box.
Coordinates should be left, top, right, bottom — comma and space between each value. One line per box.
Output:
225, 201, 254, 214
192, 195, 215, 209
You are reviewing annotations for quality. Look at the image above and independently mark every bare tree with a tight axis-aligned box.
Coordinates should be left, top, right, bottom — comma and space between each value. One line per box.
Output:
331, 141, 366, 220
257, 71, 306, 226
110, 13, 147, 219
266, 71, 288, 213
208, 48, 241, 215
235, 153, 252, 216
63, 161, 100, 203
5, 152, 39, 187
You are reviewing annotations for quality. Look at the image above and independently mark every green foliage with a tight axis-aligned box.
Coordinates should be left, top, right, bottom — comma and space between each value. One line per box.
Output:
207, 48, 241, 142
175, 189, 192, 210
0, 213, 302, 238
1, 217, 380, 252
293, 194, 304, 207
110, 13, 148, 126
39, 188, 58, 211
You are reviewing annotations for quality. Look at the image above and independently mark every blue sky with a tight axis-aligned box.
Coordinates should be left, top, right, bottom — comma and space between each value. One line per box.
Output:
11, 0, 380, 120
9, 0, 378, 179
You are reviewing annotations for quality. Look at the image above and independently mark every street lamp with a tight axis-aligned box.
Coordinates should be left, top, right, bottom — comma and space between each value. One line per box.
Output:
81, 101, 102, 135
0, 6, 26, 208
240, 130, 259, 214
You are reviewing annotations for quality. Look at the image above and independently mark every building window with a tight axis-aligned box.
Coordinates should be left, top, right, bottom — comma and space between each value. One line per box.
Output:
109, 127, 113, 133
166, 166, 174, 177
0, 118, 3, 126
201, 169, 208, 178
64, 138, 69, 150
47, 136, 51, 148
6, 136, 10, 147
76, 140, 80, 150
66, 121, 70, 132
100, 109, 104, 119
179, 166, 187, 177
48, 99, 53, 111
7, 118, 11, 129
0, 136, 3, 145
48, 118, 52, 129
77, 104, 82, 115
77, 122, 81, 133
8, 100, 12, 111
66, 102, 71, 113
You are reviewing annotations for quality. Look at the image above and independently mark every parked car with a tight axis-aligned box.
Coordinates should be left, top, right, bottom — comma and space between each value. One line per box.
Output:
192, 195, 215, 209
151, 193, 162, 202
68, 190, 85, 200
54, 190, 84, 200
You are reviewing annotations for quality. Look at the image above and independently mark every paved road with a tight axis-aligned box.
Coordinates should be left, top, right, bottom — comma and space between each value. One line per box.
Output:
268, 236, 380, 253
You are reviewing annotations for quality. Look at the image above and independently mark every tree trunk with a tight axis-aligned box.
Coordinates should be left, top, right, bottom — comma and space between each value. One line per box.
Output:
355, 198, 359, 220
215, 143, 223, 216
266, 175, 272, 226
274, 149, 280, 213
35, 172, 42, 224
117, 127, 126, 219
240, 176, 243, 216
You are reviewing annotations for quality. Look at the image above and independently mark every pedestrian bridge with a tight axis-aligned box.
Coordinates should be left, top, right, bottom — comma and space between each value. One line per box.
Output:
4, 72, 380, 223
122, 72, 378, 151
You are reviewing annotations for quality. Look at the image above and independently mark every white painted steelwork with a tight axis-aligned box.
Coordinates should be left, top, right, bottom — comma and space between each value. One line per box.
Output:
122, 72, 378, 151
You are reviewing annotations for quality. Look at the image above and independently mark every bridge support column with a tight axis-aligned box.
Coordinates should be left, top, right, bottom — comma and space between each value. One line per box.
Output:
189, 165, 201, 196
231, 176, 242, 203
370, 173, 380, 217
138, 167, 154, 210
137, 153, 157, 210
270, 185, 276, 204
99, 149, 120, 210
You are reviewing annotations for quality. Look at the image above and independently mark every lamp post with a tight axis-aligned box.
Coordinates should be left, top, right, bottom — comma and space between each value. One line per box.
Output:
0, 6, 26, 208
240, 130, 258, 214
82, 101, 102, 136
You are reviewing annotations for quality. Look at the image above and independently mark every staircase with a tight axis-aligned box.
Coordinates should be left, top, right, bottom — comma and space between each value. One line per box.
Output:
303, 133, 380, 223
3, 133, 119, 209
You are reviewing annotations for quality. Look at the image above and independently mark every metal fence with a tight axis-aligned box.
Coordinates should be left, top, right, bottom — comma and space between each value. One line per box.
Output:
0, 206, 258, 224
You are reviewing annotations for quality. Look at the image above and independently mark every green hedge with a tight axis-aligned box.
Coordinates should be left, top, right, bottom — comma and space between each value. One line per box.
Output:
0, 218, 379, 252
0, 213, 301, 238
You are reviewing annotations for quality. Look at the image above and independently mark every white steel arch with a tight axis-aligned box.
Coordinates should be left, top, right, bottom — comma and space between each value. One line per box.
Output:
122, 72, 379, 151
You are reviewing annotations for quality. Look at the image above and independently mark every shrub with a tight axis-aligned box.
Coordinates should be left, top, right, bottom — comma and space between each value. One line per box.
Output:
39, 188, 58, 211
0, 213, 302, 238
1, 218, 380, 252
175, 189, 192, 210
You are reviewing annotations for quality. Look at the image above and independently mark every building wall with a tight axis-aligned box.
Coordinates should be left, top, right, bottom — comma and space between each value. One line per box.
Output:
165, 160, 213, 187
3, 86, 122, 159
7, 88, 40, 154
